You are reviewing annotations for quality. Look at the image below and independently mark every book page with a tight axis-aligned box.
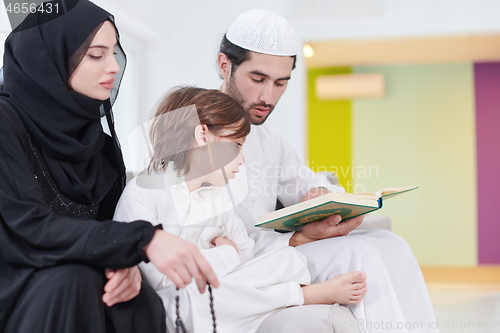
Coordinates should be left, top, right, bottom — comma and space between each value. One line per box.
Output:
376, 186, 418, 199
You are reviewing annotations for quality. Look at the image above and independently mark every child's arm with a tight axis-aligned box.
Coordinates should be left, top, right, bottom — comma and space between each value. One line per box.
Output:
220, 210, 255, 262
115, 180, 244, 282
212, 236, 238, 253
205, 210, 256, 276
199, 243, 242, 277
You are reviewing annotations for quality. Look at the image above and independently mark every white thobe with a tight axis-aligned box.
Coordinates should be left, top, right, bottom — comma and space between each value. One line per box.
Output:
114, 167, 311, 333
229, 123, 439, 333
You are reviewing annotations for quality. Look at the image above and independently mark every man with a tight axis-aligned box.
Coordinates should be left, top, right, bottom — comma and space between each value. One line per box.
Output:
218, 9, 438, 333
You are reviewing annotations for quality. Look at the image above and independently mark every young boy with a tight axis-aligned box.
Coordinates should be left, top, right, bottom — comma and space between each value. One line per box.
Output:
114, 87, 366, 333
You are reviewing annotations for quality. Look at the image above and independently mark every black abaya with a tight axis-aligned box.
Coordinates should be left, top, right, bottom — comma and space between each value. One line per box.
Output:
0, 106, 165, 332
3, 264, 165, 333
0, 1, 166, 332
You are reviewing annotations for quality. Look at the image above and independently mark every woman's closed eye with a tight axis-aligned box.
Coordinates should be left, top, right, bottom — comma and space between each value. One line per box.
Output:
88, 49, 117, 60
88, 53, 102, 60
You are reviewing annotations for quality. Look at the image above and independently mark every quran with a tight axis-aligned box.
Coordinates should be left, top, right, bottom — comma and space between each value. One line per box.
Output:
256, 187, 417, 231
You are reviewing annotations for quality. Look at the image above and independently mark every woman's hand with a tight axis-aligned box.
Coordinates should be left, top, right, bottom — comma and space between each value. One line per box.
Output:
212, 236, 239, 253
144, 230, 219, 293
102, 266, 142, 307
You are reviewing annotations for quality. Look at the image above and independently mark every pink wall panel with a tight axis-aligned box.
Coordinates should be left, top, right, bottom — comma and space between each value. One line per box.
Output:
475, 62, 500, 264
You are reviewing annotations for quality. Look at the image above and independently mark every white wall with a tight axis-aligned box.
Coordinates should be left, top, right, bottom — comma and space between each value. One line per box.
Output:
2, 0, 500, 171
0, 2, 11, 65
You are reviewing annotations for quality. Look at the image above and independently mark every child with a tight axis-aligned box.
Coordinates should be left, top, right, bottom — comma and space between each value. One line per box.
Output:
114, 86, 367, 333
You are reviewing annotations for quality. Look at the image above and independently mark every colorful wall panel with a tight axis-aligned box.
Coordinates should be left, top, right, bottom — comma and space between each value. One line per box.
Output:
475, 62, 500, 264
352, 64, 477, 266
307, 67, 353, 188
308, 64, 478, 266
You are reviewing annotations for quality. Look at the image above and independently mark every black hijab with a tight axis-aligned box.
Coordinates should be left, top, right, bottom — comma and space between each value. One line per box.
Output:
1, 0, 126, 204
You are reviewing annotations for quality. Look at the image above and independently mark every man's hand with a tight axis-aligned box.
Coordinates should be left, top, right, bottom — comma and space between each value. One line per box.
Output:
299, 187, 331, 202
102, 266, 141, 307
289, 214, 365, 247
289, 187, 364, 247
144, 230, 219, 293
212, 236, 239, 253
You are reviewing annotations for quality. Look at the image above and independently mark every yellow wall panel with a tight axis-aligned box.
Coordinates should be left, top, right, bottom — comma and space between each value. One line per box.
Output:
307, 67, 353, 189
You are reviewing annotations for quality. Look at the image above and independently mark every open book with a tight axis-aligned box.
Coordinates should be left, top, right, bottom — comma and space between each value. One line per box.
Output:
255, 186, 417, 231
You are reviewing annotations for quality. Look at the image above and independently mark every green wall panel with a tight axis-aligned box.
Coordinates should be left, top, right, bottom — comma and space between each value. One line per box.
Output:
352, 64, 476, 266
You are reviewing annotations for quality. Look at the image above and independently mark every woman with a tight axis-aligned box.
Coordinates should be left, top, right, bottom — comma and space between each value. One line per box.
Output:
0, 1, 217, 332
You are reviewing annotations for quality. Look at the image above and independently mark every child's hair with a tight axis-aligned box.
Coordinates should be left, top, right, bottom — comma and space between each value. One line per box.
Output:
148, 86, 251, 174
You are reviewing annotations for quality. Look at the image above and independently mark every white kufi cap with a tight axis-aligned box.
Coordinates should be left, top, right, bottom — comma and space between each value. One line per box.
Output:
226, 9, 297, 56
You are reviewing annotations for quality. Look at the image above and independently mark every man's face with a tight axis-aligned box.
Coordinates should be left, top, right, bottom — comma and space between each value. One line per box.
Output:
224, 52, 294, 125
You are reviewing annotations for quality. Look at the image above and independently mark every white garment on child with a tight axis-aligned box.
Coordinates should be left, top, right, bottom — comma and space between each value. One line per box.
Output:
114, 167, 311, 333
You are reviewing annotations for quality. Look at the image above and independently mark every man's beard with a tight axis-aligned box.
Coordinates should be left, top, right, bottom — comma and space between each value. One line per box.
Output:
226, 77, 274, 126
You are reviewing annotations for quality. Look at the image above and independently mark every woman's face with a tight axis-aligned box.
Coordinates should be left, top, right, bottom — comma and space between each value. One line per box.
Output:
68, 21, 120, 100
